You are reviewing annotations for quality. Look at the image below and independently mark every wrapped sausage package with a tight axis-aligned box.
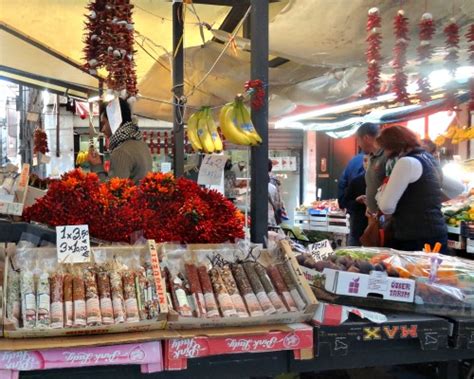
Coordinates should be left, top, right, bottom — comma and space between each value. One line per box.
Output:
160, 240, 318, 329
2, 240, 168, 338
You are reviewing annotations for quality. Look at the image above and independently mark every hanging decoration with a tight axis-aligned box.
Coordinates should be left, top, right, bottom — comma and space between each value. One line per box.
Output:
364, 7, 382, 98
443, 18, 460, 109
33, 128, 49, 155
467, 24, 474, 111
157, 132, 161, 155
392, 10, 410, 104
244, 80, 265, 111
164, 132, 169, 156
149, 131, 155, 154
83, 0, 138, 97
416, 13, 436, 102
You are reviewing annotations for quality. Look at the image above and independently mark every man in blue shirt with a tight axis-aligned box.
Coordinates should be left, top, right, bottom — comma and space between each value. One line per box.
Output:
337, 153, 365, 210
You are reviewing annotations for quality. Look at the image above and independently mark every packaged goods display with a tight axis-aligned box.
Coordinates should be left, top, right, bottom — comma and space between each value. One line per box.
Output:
296, 246, 474, 316
3, 241, 167, 338
161, 241, 318, 329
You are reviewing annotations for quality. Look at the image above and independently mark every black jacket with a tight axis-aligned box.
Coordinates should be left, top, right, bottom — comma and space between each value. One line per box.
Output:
342, 173, 368, 240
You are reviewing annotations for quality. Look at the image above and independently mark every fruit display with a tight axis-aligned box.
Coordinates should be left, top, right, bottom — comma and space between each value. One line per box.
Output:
442, 195, 474, 227
75, 150, 89, 166
296, 247, 474, 316
187, 107, 223, 154
434, 124, 474, 146
296, 200, 342, 215
219, 97, 262, 146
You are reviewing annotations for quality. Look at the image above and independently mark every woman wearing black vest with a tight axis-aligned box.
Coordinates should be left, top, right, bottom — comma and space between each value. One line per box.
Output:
375, 126, 448, 253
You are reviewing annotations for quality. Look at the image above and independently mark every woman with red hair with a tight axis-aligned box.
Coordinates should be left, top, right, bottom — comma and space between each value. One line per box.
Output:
375, 126, 448, 252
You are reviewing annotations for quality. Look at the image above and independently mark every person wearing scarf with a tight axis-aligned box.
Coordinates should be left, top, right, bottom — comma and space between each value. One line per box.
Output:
88, 98, 152, 184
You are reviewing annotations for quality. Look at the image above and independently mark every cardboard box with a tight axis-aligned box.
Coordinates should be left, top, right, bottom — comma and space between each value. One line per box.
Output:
0, 164, 30, 217
312, 301, 387, 326
322, 268, 415, 303
0, 341, 163, 373
163, 241, 318, 330
164, 323, 313, 370
24, 186, 47, 208
3, 240, 168, 338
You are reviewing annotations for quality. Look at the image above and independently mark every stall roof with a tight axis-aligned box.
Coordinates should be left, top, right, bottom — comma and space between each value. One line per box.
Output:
1, 0, 473, 121
0, 22, 100, 99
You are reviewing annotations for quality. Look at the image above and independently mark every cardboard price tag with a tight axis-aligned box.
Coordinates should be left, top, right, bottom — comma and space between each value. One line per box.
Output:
309, 239, 334, 261
197, 154, 227, 186
56, 225, 91, 264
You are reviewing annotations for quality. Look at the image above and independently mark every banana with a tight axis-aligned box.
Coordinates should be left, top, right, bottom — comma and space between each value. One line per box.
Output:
187, 111, 203, 152
75, 151, 82, 165
205, 108, 223, 152
238, 102, 262, 145
197, 109, 215, 154
221, 105, 253, 145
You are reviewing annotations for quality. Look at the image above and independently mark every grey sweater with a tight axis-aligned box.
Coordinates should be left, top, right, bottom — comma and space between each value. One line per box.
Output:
91, 139, 153, 184
365, 149, 387, 213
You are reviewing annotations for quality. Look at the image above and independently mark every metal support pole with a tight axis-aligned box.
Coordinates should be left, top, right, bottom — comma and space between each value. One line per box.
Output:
18, 85, 26, 165
250, 0, 269, 244
172, 0, 185, 177
56, 94, 60, 157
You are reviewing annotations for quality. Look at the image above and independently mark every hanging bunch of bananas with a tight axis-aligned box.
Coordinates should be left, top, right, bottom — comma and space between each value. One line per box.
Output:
434, 125, 474, 146
187, 107, 223, 154
75, 150, 89, 165
219, 96, 262, 146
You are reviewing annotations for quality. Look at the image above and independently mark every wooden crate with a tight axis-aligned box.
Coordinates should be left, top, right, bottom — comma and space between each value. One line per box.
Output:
2, 240, 168, 338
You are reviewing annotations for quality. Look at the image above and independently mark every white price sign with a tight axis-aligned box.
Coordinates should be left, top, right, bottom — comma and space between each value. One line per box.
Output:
197, 154, 227, 186
56, 225, 91, 263
309, 239, 334, 261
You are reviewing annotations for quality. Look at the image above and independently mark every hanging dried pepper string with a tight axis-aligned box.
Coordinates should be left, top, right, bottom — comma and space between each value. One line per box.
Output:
466, 24, 474, 111
364, 7, 382, 98
392, 10, 410, 104
416, 13, 435, 102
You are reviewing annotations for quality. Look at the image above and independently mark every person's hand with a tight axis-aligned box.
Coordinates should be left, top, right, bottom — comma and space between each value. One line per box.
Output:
88, 147, 102, 166
356, 195, 367, 204
365, 209, 377, 219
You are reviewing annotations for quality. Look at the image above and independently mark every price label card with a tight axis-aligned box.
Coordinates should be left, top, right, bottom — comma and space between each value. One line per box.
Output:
161, 162, 172, 174
309, 239, 334, 261
197, 154, 227, 186
56, 225, 91, 263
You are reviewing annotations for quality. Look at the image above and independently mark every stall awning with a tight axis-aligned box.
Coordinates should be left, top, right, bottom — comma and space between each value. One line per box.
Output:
0, 22, 100, 99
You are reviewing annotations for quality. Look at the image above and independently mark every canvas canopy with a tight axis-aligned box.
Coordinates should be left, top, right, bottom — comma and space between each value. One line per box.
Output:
1, 0, 473, 123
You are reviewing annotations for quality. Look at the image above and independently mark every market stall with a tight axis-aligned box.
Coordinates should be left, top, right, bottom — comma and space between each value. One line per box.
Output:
1, 0, 474, 378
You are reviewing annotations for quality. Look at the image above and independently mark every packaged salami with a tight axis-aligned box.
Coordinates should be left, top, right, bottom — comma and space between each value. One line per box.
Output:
197, 265, 220, 318
109, 265, 126, 324
97, 269, 114, 325
209, 267, 237, 317
63, 272, 74, 327
20, 270, 36, 328
49, 272, 63, 328
184, 263, 206, 318
144, 263, 160, 319
254, 263, 287, 313
6, 269, 21, 328
172, 274, 193, 317
135, 267, 148, 320
277, 263, 306, 311
266, 265, 298, 312
84, 267, 101, 326
122, 270, 140, 323
219, 265, 248, 317
72, 269, 86, 327
243, 262, 276, 315
230, 263, 264, 317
